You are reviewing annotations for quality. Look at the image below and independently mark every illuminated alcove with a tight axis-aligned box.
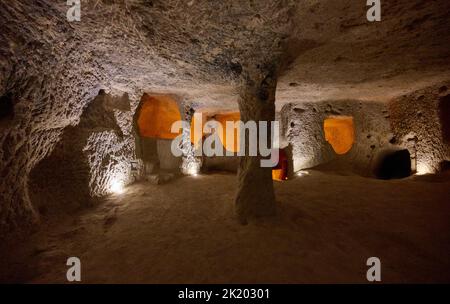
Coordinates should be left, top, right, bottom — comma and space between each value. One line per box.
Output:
137, 94, 181, 139
323, 116, 355, 155
135, 94, 182, 171
191, 111, 240, 153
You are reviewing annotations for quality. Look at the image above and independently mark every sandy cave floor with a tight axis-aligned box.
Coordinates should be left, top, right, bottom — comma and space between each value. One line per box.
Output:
1, 170, 450, 283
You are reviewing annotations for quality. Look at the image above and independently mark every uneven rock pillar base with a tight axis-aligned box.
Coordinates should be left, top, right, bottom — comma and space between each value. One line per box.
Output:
236, 156, 276, 224
235, 68, 277, 224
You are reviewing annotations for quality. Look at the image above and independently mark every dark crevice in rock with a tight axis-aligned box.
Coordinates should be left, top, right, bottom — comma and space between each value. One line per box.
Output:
0, 93, 14, 122
439, 94, 450, 143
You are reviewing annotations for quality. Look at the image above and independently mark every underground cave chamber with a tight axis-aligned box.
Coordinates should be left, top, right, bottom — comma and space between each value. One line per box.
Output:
1, 0, 450, 284
6, 86, 450, 226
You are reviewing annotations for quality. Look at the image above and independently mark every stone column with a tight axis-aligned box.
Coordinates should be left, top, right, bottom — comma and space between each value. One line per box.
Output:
235, 67, 277, 224
180, 105, 202, 175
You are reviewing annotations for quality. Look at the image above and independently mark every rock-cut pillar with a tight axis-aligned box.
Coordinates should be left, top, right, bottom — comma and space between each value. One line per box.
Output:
180, 105, 202, 175
235, 68, 277, 223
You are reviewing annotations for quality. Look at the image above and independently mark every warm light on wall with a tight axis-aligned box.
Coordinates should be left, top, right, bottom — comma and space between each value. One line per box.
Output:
191, 111, 240, 152
137, 94, 182, 140
190, 112, 208, 148
215, 112, 240, 153
323, 116, 355, 155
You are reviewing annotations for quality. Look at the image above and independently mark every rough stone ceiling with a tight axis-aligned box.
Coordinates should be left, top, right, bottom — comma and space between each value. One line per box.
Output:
120, 0, 450, 108
1, 0, 449, 111
277, 0, 450, 105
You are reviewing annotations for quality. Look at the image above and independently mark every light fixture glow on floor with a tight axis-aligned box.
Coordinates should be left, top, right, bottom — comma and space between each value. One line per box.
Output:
296, 170, 310, 177
110, 180, 124, 194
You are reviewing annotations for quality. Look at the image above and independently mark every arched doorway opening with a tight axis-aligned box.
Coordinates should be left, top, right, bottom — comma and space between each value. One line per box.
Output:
373, 149, 412, 179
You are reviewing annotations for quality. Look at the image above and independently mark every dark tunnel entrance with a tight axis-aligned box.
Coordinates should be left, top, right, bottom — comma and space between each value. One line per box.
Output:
374, 149, 412, 180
